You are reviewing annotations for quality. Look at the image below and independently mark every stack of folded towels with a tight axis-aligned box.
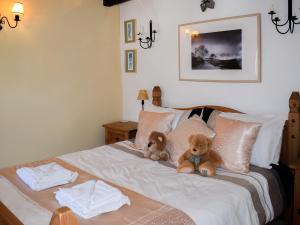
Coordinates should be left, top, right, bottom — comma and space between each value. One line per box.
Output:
16, 162, 78, 191
55, 180, 130, 219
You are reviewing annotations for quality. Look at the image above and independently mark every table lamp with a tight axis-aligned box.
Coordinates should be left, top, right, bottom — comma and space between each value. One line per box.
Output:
137, 89, 149, 111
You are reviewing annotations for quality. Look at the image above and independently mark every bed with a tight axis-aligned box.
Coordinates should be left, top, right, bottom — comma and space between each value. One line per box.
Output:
0, 86, 299, 225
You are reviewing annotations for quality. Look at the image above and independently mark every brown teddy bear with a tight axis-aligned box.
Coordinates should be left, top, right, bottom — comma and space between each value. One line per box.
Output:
177, 134, 222, 176
144, 131, 170, 161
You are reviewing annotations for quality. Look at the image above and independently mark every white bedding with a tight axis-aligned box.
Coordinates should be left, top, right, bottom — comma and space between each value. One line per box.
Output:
0, 142, 274, 225
59, 142, 273, 225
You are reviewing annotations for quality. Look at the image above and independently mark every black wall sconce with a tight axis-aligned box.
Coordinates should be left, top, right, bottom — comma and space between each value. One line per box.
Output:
200, 0, 215, 12
268, 0, 299, 34
0, 2, 24, 31
137, 20, 157, 49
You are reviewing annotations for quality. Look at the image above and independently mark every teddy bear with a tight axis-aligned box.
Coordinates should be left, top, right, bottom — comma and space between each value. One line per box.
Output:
176, 134, 222, 176
144, 131, 170, 161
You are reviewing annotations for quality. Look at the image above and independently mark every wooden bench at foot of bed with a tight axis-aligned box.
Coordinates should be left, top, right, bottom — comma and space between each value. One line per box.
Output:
0, 202, 78, 225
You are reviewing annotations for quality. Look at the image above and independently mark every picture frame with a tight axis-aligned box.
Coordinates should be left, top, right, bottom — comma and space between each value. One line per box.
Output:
178, 13, 261, 83
125, 49, 137, 73
124, 19, 136, 43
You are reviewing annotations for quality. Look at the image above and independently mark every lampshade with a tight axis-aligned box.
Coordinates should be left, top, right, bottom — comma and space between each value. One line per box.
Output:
11, 2, 24, 15
137, 89, 149, 101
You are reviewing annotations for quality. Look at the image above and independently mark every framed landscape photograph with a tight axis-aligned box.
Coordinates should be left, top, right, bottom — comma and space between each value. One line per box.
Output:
124, 19, 136, 43
125, 49, 137, 73
178, 14, 261, 83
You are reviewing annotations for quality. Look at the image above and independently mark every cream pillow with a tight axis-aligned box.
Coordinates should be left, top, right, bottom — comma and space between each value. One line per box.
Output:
212, 116, 261, 173
207, 110, 222, 130
166, 115, 215, 165
134, 111, 175, 149
219, 112, 286, 168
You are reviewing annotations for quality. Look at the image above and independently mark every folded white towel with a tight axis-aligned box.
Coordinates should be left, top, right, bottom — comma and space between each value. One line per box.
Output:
16, 162, 78, 191
55, 180, 130, 219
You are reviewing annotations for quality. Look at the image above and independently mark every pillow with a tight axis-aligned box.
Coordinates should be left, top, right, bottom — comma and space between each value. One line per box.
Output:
220, 113, 286, 168
188, 108, 203, 119
212, 116, 261, 173
207, 110, 222, 130
134, 111, 175, 149
188, 107, 221, 125
166, 115, 215, 165
146, 104, 191, 130
202, 107, 216, 123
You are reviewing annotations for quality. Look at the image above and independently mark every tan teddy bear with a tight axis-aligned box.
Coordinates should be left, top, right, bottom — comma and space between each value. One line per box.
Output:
177, 134, 221, 176
144, 131, 170, 161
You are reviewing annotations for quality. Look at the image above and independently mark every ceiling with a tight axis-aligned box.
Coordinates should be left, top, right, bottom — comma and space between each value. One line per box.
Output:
103, 0, 131, 7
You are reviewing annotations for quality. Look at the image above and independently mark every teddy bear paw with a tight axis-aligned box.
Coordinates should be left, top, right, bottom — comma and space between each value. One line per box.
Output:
199, 168, 215, 177
150, 155, 160, 161
177, 167, 194, 173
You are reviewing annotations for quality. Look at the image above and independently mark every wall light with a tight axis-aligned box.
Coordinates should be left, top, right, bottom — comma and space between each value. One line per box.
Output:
137, 20, 157, 49
0, 2, 24, 31
268, 0, 299, 34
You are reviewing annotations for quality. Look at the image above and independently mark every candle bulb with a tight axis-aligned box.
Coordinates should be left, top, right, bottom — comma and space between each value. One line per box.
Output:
288, 0, 292, 19
149, 20, 153, 40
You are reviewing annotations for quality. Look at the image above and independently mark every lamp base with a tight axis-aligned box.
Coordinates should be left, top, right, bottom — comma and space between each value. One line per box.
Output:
141, 100, 145, 111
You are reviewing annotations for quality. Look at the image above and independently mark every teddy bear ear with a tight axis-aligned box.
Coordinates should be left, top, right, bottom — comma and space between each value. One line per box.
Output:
149, 131, 157, 140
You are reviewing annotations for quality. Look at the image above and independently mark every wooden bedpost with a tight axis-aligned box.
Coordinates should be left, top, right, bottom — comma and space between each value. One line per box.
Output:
49, 207, 79, 225
288, 92, 300, 164
152, 86, 162, 106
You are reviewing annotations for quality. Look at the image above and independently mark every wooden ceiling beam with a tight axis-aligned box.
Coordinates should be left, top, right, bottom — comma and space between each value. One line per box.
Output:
103, 0, 131, 7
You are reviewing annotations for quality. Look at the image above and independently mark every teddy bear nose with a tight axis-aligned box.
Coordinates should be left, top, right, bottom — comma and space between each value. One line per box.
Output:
193, 148, 197, 152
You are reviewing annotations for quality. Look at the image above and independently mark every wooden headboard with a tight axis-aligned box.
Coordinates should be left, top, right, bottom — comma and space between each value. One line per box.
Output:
152, 86, 300, 166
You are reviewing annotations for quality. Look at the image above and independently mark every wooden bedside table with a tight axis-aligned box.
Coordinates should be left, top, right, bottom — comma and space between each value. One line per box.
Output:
103, 121, 138, 145
290, 159, 300, 225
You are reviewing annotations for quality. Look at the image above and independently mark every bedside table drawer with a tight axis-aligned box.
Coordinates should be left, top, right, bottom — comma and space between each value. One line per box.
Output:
103, 121, 138, 145
107, 131, 125, 144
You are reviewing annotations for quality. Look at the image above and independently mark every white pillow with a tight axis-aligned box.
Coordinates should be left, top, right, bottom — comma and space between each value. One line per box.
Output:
220, 113, 286, 169
146, 104, 192, 130
207, 110, 222, 130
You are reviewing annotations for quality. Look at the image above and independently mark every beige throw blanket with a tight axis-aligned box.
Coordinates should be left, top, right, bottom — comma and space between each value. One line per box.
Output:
0, 158, 196, 225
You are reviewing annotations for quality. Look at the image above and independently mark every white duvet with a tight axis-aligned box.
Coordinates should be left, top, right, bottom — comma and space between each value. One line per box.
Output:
0, 142, 273, 225
60, 142, 273, 225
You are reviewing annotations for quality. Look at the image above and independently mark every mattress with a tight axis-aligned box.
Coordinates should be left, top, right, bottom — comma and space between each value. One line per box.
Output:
0, 141, 286, 225
59, 141, 286, 225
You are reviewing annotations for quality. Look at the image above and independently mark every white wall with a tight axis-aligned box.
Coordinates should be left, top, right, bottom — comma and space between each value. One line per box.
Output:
120, 0, 300, 121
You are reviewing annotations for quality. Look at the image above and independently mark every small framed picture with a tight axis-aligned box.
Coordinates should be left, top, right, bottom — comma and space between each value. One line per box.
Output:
125, 49, 137, 73
124, 19, 136, 43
